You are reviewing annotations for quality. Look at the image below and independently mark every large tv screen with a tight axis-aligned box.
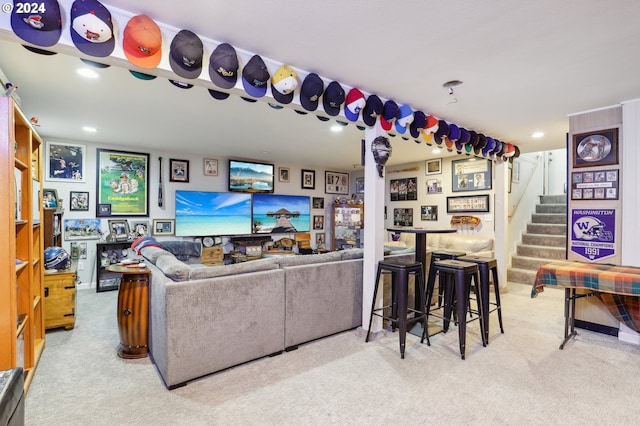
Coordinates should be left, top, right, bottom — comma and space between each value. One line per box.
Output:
175, 191, 252, 237
228, 159, 274, 193
252, 193, 310, 234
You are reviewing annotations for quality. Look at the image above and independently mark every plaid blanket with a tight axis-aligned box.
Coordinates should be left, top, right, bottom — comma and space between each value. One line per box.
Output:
532, 260, 640, 332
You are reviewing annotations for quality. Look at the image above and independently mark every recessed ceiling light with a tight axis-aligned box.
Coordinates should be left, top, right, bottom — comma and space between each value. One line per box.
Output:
532, 131, 544, 138
77, 68, 99, 79
83, 126, 97, 133
330, 125, 343, 132
432, 148, 441, 154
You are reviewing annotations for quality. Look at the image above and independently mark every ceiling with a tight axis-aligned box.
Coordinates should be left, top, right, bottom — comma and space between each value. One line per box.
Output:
1, 0, 640, 170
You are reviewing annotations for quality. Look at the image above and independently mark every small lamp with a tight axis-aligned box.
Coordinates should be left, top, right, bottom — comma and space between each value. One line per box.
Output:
371, 136, 392, 177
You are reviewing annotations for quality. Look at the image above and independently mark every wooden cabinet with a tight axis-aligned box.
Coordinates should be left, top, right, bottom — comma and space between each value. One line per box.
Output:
0, 96, 45, 391
44, 263, 77, 330
43, 208, 63, 248
332, 203, 364, 250
96, 242, 133, 292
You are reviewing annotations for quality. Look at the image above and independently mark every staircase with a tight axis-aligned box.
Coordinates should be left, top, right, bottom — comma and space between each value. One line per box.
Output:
507, 194, 567, 285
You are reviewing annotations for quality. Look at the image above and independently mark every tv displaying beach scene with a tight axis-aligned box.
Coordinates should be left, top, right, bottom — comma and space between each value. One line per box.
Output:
175, 191, 252, 236
252, 194, 310, 234
228, 160, 274, 193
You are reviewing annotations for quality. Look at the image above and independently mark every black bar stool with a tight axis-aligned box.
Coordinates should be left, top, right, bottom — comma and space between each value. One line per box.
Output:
426, 250, 467, 308
457, 255, 504, 344
366, 259, 429, 359
425, 259, 484, 360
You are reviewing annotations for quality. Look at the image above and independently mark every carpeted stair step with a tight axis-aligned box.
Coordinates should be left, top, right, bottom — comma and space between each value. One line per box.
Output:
507, 267, 538, 285
511, 255, 557, 271
536, 203, 567, 214
526, 223, 566, 235
522, 233, 566, 247
539, 195, 567, 204
517, 244, 566, 259
531, 213, 567, 224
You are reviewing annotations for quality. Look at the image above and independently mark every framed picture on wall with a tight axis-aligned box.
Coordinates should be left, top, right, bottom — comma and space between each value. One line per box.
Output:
152, 219, 175, 236
170, 159, 190, 182
452, 158, 492, 192
425, 158, 442, 175
203, 158, 218, 176
572, 128, 618, 168
69, 191, 89, 211
96, 149, 149, 217
43, 188, 59, 209
46, 141, 86, 182
278, 167, 290, 183
301, 169, 315, 189
446, 194, 490, 213
325, 171, 349, 194
312, 197, 324, 209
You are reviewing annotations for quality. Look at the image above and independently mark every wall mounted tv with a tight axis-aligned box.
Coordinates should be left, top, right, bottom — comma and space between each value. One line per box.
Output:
252, 193, 310, 234
228, 159, 274, 193
175, 191, 252, 237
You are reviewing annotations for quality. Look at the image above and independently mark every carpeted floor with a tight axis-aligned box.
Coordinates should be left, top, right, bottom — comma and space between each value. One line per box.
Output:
25, 282, 640, 425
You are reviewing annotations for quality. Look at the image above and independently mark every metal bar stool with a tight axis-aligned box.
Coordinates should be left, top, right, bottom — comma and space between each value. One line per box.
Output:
426, 250, 467, 308
425, 259, 484, 360
366, 259, 429, 359
457, 255, 504, 344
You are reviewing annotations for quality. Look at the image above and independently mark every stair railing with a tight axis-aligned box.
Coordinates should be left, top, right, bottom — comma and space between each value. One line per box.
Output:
508, 154, 542, 218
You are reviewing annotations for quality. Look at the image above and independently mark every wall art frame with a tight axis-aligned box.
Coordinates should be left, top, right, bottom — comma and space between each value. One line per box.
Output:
572, 128, 618, 168
425, 158, 442, 175
301, 169, 316, 189
446, 194, 490, 213
278, 167, 290, 183
43, 188, 59, 209
325, 171, 349, 194
107, 219, 130, 242
452, 158, 492, 192
96, 148, 149, 217
46, 141, 86, 182
170, 158, 190, 182
69, 191, 89, 211
152, 219, 175, 236
203, 158, 218, 176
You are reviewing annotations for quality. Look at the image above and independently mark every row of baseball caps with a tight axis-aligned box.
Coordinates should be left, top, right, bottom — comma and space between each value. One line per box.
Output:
11, 0, 519, 160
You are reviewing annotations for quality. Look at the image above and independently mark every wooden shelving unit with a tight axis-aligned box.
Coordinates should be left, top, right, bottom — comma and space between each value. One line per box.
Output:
0, 96, 45, 392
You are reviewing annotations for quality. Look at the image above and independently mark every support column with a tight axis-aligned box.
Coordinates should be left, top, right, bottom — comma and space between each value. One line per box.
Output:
362, 123, 387, 332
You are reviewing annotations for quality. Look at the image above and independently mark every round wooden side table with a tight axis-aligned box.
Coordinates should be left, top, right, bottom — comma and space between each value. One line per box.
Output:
106, 264, 151, 359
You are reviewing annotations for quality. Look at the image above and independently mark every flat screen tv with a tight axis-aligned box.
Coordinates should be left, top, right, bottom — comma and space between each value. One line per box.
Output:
252, 193, 310, 234
228, 159, 274, 193
175, 190, 252, 237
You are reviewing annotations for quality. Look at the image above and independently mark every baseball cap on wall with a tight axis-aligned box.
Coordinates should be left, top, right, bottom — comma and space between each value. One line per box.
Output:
208, 89, 230, 100
379, 100, 400, 131
299, 73, 324, 111
129, 70, 156, 80
409, 110, 426, 138
323, 81, 345, 116
70, 0, 114, 57
395, 105, 414, 134
169, 30, 203, 79
123, 14, 162, 69
271, 64, 299, 104
209, 43, 238, 89
11, 0, 62, 47
344, 88, 366, 122
362, 94, 383, 127
242, 55, 270, 98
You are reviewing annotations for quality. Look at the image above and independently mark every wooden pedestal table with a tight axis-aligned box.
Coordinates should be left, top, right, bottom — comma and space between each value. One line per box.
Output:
107, 264, 151, 359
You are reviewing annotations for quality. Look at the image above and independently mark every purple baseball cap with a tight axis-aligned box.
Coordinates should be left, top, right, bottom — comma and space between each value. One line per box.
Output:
11, 0, 62, 47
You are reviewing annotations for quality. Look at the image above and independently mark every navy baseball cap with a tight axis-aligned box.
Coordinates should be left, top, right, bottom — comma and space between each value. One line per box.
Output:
70, 0, 114, 57
433, 120, 450, 145
409, 111, 427, 138
380, 100, 400, 131
169, 30, 203, 79
299, 73, 324, 111
11, 0, 62, 47
208, 89, 230, 100
322, 81, 345, 116
242, 55, 270, 98
209, 43, 238, 89
362, 94, 383, 127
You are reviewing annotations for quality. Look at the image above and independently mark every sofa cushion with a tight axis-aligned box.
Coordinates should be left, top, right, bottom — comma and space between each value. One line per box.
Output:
155, 254, 191, 282
188, 258, 278, 280
340, 248, 364, 260
140, 246, 172, 265
275, 251, 342, 267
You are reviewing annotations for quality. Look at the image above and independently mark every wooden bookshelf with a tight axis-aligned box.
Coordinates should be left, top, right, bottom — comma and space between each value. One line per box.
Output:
0, 96, 45, 392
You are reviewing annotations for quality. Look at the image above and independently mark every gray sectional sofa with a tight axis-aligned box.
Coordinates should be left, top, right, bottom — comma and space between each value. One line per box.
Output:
140, 245, 363, 389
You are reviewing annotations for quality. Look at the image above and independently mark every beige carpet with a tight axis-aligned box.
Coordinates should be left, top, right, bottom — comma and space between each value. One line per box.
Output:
26, 283, 640, 425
